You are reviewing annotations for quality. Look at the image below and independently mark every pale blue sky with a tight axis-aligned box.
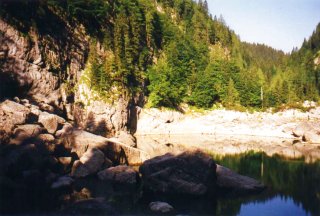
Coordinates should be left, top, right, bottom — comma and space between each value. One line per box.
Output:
207, 0, 320, 53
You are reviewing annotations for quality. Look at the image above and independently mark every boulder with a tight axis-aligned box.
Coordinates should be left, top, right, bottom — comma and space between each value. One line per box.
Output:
55, 123, 73, 138
139, 151, 217, 195
30, 105, 41, 117
10, 124, 43, 145
303, 130, 320, 143
71, 148, 105, 178
20, 99, 30, 106
98, 165, 138, 184
111, 131, 136, 147
63, 130, 149, 165
38, 111, 65, 134
64, 130, 114, 158
58, 157, 73, 167
37, 133, 55, 143
58, 156, 73, 171
0, 100, 31, 135
51, 176, 74, 189
13, 124, 43, 137
216, 164, 265, 195
39, 102, 55, 113
292, 122, 320, 138
149, 201, 174, 213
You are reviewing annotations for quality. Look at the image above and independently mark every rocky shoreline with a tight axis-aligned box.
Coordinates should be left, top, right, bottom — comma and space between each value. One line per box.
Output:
135, 107, 320, 162
0, 98, 266, 214
136, 107, 320, 139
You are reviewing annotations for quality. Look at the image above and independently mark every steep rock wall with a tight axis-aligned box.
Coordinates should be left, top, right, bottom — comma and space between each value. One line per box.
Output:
0, 4, 137, 137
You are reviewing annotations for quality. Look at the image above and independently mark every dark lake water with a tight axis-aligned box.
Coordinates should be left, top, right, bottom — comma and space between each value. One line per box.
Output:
213, 152, 320, 216
1, 151, 319, 215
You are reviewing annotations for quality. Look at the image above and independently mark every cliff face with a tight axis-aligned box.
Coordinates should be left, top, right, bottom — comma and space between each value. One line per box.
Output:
0, 3, 136, 137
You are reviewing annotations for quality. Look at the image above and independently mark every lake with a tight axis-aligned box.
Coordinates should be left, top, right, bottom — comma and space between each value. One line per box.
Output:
1, 137, 320, 215
212, 152, 320, 216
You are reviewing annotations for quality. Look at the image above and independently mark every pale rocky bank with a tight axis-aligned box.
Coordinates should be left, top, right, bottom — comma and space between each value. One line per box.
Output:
136, 106, 320, 162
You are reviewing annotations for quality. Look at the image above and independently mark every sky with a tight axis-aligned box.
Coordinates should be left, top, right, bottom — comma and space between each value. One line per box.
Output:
207, 0, 320, 53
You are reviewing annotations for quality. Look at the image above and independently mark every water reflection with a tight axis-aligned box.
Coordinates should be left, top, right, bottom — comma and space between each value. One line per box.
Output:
214, 152, 320, 216
238, 196, 310, 216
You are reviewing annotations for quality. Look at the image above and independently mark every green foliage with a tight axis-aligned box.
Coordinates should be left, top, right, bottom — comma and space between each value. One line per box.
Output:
3, 0, 319, 110
224, 78, 240, 107
147, 57, 184, 107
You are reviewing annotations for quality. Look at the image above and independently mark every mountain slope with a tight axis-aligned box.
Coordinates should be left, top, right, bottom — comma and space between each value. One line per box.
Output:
0, 0, 319, 135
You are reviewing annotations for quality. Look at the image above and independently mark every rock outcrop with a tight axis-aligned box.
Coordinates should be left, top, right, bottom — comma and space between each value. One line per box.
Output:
293, 122, 320, 143
63, 129, 149, 165
0, 100, 31, 141
216, 165, 265, 195
98, 165, 139, 184
139, 151, 217, 195
38, 112, 65, 134
71, 148, 105, 178
1, 7, 137, 139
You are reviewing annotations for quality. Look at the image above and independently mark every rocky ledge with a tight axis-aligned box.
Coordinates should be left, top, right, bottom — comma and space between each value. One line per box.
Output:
140, 151, 265, 197
136, 107, 320, 141
0, 99, 265, 214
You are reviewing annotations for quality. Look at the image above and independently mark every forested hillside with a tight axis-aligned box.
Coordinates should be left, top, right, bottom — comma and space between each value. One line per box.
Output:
1, 0, 319, 110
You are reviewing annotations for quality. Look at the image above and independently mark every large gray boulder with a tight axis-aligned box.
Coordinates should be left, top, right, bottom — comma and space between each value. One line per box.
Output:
71, 148, 105, 178
0, 100, 31, 142
98, 165, 138, 184
139, 151, 217, 196
38, 111, 65, 134
216, 165, 265, 194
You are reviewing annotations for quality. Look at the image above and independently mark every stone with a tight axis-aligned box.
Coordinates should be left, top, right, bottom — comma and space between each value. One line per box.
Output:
98, 165, 138, 184
303, 130, 320, 143
139, 151, 217, 195
113, 131, 136, 147
292, 122, 320, 138
10, 124, 43, 145
30, 105, 41, 117
63, 129, 149, 165
37, 133, 55, 143
13, 97, 20, 103
20, 99, 30, 106
13, 124, 43, 138
149, 201, 174, 213
58, 157, 73, 167
0, 100, 31, 135
216, 164, 265, 194
71, 148, 105, 178
55, 123, 74, 138
71, 160, 90, 178
51, 176, 74, 189
39, 103, 55, 113
38, 111, 65, 134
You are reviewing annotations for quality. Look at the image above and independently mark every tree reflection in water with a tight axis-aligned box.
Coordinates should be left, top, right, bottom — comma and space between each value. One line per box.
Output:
214, 152, 320, 216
